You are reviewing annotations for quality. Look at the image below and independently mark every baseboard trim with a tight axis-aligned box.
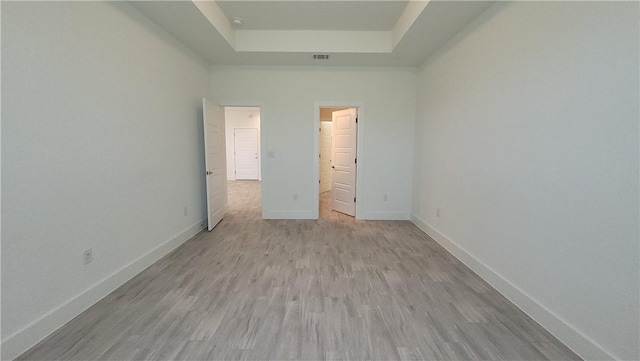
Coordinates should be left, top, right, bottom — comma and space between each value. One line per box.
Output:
262, 210, 315, 219
409, 213, 615, 361
356, 211, 410, 220
1, 218, 207, 361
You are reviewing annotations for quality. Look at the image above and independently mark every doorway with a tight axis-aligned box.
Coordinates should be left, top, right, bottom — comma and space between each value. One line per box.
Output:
317, 106, 359, 219
223, 106, 262, 215
225, 107, 261, 181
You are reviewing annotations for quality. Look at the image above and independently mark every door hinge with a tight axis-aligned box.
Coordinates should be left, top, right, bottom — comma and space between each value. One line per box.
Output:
354, 197, 356, 202
319, 127, 321, 132
355, 158, 357, 164
356, 117, 358, 123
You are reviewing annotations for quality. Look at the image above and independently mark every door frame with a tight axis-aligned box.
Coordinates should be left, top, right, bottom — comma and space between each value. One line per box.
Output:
219, 101, 265, 218
313, 101, 364, 220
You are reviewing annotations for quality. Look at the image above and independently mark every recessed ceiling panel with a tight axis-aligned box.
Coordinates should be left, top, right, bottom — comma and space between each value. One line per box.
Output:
132, 0, 495, 66
216, 1, 409, 31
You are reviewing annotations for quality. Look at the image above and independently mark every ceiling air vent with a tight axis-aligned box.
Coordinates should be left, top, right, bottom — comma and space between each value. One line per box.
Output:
313, 54, 330, 60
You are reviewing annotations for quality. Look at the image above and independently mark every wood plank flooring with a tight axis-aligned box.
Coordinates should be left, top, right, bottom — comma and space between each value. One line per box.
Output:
17, 181, 581, 360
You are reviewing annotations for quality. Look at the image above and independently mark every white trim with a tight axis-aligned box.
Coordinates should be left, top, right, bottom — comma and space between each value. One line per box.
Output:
313, 101, 364, 220
262, 210, 315, 219
1, 219, 207, 361
409, 213, 616, 361
358, 211, 410, 221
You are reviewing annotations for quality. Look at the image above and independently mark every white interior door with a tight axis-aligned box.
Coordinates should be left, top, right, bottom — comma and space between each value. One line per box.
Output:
320, 121, 333, 193
234, 128, 259, 180
203, 99, 228, 231
331, 108, 357, 216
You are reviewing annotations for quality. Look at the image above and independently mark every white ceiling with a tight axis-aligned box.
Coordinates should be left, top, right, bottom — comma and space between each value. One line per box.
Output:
131, 1, 494, 67
216, 1, 409, 31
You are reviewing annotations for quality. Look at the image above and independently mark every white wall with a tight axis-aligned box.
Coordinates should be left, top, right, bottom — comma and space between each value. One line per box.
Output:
211, 66, 416, 219
1, 2, 210, 359
224, 107, 261, 180
411, 2, 639, 360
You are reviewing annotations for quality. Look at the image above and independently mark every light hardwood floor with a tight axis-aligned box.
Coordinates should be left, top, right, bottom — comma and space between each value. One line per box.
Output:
18, 181, 581, 360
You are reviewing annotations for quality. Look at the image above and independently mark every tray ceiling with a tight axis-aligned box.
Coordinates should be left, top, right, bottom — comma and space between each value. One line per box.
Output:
131, 1, 494, 66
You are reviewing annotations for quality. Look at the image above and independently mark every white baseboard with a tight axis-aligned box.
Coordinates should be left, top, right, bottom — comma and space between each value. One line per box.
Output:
1, 218, 207, 361
261, 210, 409, 221
357, 211, 410, 220
262, 210, 315, 219
409, 214, 615, 361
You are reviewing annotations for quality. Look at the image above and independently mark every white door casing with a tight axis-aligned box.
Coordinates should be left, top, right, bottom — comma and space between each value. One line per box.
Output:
320, 121, 333, 193
203, 99, 228, 231
331, 108, 357, 216
234, 128, 259, 180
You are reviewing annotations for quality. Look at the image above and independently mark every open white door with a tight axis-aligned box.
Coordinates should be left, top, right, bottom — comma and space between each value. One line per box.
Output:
203, 99, 228, 231
331, 108, 357, 216
234, 128, 259, 180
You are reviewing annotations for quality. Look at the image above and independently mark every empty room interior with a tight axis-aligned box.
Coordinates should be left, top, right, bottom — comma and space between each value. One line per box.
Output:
2, 1, 639, 360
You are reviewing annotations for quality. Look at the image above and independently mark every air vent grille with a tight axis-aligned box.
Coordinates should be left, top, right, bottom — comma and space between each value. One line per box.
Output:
313, 54, 330, 60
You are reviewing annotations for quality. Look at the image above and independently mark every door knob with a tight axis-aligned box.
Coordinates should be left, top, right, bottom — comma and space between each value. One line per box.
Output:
331, 166, 335, 169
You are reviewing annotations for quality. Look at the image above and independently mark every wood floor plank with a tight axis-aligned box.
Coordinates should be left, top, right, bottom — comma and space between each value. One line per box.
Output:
17, 182, 581, 360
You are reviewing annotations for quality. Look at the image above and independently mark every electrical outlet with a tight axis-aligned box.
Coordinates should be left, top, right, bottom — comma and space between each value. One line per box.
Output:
183, 206, 188, 216
383, 194, 388, 202
83, 249, 93, 265
293, 194, 298, 201
436, 208, 440, 217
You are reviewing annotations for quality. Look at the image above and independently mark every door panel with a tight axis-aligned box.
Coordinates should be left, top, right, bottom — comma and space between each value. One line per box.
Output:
203, 99, 228, 231
234, 128, 259, 180
331, 108, 357, 216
